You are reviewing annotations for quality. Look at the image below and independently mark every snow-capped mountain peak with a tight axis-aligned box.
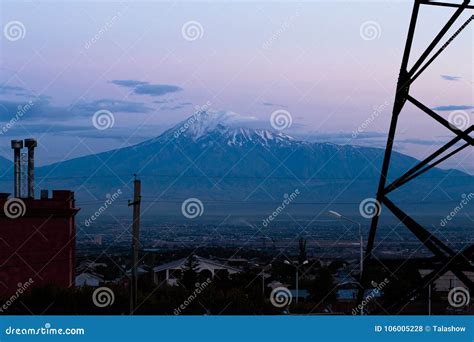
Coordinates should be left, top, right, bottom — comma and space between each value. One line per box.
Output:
175, 110, 256, 139
164, 110, 298, 147
219, 127, 296, 147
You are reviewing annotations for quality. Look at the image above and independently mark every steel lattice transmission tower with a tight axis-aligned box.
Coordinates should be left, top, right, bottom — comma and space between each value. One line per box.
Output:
358, 0, 473, 313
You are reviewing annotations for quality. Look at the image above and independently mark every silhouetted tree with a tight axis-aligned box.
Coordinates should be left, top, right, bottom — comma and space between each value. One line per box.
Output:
181, 255, 199, 289
309, 267, 336, 303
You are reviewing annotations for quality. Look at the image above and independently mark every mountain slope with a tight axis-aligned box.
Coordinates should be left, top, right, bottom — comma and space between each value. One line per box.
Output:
6, 111, 472, 218
0, 156, 12, 180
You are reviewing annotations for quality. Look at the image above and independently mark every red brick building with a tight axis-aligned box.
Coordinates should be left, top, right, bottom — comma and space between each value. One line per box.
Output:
0, 191, 78, 298
0, 139, 79, 298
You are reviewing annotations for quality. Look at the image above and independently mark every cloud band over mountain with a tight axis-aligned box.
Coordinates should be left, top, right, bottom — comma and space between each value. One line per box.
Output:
110, 79, 183, 97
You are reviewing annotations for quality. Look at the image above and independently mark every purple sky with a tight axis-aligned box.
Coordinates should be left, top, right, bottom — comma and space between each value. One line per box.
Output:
0, 0, 472, 173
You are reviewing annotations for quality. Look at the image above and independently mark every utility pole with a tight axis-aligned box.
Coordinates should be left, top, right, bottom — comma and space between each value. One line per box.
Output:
128, 175, 141, 314
428, 284, 431, 316
295, 269, 299, 304
328, 211, 363, 280
284, 259, 308, 305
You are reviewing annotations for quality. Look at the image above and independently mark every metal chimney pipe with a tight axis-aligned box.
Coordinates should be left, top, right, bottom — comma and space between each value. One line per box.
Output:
24, 138, 37, 198
11, 140, 23, 198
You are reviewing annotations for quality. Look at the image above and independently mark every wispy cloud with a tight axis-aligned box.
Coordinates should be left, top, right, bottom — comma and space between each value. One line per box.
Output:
134, 84, 182, 97
0, 123, 93, 135
0, 84, 38, 98
298, 131, 448, 149
0, 96, 154, 125
109, 79, 148, 88
52, 126, 165, 142
0, 85, 26, 94
397, 138, 444, 146
73, 98, 153, 113
0, 97, 65, 120
160, 103, 191, 111
301, 131, 386, 144
110, 79, 183, 97
440, 75, 461, 81
154, 99, 174, 104
262, 102, 287, 108
432, 105, 473, 111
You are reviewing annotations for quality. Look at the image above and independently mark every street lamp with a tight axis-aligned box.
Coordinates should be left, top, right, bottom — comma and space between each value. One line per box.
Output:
284, 259, 308, 304
328, 210, 364, 278
253, 263, 271, 298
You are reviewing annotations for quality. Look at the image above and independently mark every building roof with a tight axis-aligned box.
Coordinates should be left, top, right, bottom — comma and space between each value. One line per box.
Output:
126, 266, 149, 275
153, 255, 241, 274
77, 260, 107, 273
419, 269, 474, 292
75, 272, 104, 282
75, 273, 104, 288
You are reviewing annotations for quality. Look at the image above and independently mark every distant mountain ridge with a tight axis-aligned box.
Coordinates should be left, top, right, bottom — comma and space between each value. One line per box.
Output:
0, 156, 12, 180
0, 111, 472, 218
